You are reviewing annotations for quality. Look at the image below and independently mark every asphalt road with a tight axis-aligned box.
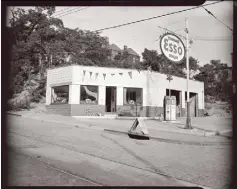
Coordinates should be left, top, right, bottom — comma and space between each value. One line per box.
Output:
6, 115, 231, 188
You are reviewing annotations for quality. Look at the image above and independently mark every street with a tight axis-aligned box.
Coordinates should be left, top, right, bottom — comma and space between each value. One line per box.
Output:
7, 115, 231, 188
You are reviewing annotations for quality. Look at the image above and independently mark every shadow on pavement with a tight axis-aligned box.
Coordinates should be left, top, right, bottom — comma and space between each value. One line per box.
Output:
101, 134, 171, 179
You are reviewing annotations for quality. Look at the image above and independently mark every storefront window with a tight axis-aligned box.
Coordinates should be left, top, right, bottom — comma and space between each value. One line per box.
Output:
80, 85, 98, 104
51, 85, 69, 104
124, 87, 142, 105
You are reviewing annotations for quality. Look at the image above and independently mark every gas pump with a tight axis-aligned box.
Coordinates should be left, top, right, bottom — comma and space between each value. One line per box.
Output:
164, 96, 171, 121
170, 96, 176, 121
164, 96, 176, 121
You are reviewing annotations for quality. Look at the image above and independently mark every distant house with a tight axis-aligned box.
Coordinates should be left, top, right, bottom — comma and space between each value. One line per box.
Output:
123, 45, 140, 64
108, 44, 140, 64
108, 44, 122, 60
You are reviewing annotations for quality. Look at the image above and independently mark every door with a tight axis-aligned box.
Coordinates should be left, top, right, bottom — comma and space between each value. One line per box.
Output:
190, 93, 197, 117
105, 87, 117, 112
184, 92, 197, 117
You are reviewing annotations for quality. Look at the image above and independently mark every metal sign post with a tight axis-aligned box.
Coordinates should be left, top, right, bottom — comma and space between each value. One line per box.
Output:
160, 29, 186, 123
160, 19, 193, 128
184, 17, 192, 129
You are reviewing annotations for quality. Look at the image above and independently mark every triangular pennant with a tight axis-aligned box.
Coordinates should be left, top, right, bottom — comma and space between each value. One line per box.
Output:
128, 71, 132, 79
90, 72, 92, 77
111, 73, 115, 76
95, 73, 99, 79
83, 70, 86, 76
137, 69, 140, 73
103, 73, 106, 80
119, 73, 123, 76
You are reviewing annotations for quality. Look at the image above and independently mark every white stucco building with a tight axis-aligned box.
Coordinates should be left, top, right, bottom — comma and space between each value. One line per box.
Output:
46, 65, 205, 117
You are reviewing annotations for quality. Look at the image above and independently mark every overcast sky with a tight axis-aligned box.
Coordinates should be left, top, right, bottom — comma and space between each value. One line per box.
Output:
7, 1, 233, 66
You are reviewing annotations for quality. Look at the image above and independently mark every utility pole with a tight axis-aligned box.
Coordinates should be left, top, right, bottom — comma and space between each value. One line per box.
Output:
167, 68, 173, 121
185, 17, 192, 129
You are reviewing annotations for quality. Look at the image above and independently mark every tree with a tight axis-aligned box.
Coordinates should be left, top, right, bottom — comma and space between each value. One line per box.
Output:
8, 6, 112, 97
194, 59, 232, 102
141, 48, 199, 78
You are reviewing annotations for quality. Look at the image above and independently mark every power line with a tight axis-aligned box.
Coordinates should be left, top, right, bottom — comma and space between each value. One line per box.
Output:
52, 7, 72, 16
53, 7, 90, 18
156, 23, 232, 42
52, 7, 84, 17
202, 6, 233, 32
92, 1, 224, 32
157, 25, 186, 40
164, 20, 184, 28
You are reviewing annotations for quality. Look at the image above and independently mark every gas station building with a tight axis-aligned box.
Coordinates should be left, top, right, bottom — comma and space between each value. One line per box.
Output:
45, 65, 205, 118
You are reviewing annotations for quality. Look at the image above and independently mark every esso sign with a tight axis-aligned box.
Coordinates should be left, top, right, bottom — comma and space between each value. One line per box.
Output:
160, 33, 186, 63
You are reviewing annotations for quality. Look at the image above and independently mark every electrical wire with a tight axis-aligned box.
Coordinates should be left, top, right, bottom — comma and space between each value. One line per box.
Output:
164, 20, 184, 27
202, 6, 233, 32
53, 7, 90, 18
92, 1, 224, 32
52, 7, 84, 17
51, 7, 73, 16
156, 23, 232, 42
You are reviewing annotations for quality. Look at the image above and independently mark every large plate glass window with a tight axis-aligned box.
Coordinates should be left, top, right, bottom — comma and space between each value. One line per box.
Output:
51, 85, 69, 104
80, 85, 98, 104
123, 87, 142, 105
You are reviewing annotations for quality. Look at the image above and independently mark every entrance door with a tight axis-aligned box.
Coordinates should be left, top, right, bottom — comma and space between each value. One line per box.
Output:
105, 87, 117, 112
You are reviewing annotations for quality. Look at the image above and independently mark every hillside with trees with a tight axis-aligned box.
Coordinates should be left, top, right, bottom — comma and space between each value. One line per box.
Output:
7, 6, 232, 115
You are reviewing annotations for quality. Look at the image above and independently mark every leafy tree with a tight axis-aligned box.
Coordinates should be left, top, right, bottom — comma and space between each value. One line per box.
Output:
8, 6, 112, 97
194, 59, 232, 102
141, 48, 199, 78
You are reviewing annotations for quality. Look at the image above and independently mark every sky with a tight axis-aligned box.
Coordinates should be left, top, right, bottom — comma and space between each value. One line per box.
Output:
7, 1, 233, 66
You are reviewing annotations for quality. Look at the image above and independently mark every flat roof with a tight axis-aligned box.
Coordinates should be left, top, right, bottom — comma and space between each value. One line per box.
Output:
47, 64, 204, 84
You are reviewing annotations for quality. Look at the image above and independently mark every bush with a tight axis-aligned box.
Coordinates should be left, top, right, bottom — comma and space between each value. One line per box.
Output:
8, 96, 31, 111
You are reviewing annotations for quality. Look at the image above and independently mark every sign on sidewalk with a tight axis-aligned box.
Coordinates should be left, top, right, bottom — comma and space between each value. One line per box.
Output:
128, 117, 150, 140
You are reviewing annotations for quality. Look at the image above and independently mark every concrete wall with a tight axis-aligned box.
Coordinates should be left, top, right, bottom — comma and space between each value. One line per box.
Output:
46, 104, 72, 116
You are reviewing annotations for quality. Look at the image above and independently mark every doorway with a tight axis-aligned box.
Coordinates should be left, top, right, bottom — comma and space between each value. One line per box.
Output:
105, 87, 117, 113
185, 92, 198, 117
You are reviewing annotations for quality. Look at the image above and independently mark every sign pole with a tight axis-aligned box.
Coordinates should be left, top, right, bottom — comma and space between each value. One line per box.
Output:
185, 17, 192, 129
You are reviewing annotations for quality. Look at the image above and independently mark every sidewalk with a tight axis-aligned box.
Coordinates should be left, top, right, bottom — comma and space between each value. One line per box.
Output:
6, 111, 231, 145
177, 116, 232, 131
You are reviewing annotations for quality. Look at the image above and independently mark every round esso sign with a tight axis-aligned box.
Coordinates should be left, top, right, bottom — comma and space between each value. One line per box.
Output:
160, 33, 186, 63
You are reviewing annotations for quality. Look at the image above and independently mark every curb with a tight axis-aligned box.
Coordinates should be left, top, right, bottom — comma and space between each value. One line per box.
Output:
163, 122, 231, 137
151, 127, 216, 137
8, 113, 232, 141
104, 129, 231, 146
74, 116, 161, 120
10, 113, 218, 138
6, 112, 22, 117
20, 115, 105, 132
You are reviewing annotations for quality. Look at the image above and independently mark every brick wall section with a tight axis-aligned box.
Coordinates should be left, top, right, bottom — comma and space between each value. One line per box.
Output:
46, 104, 204, 117
46, 104, 72, 116
117, 105, 163, 117
71, 104, 106, 116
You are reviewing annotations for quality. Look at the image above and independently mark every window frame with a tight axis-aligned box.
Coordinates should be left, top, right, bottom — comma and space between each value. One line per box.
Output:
50, 85, 69, 105
123, 87, 143, 106
80, 85, 99, 105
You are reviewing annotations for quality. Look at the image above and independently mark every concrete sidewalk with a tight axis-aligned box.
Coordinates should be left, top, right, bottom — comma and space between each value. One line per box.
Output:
6, 111, 231, 145
177, 117, 232, 130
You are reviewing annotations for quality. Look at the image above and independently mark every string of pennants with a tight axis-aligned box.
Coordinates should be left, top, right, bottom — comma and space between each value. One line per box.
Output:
82, 69, 141, 80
